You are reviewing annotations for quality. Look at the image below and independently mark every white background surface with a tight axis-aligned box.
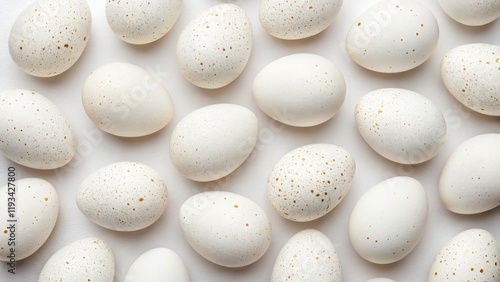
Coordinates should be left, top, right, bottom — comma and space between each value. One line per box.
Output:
0, 0, 499, 281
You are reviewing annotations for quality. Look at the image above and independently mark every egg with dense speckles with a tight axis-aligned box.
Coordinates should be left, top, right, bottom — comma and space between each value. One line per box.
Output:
9, 0, 91, 77
38, 237, 114, 281
365, 279, 397, 282
76, 162, 168, 231
268, 144, 355, 222
439, 134, 500, 214
349, 176, 428, 264
441, 43, 500, 116
125, 248, 190, 282
253, 53, 346, 127
428, 229, 500, 281
106, 0, 183, 44
259, 0, 342, 40
0, 89, 76, 170
179, 191, 272, 267
355, 88, 447, 165
0, 178, 58, 261
177, 4, 252, 89
438, 0, 500, 26
271, 229, 342, 282
346, 0, 438, 73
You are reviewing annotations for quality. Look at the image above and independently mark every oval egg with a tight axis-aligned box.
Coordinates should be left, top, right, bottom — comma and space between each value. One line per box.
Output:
366, 279, 397, 282
125, 248, 190, 282
438, 0, 500, 26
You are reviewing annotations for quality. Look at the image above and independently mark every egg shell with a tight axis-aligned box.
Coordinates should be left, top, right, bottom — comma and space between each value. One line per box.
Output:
365, 279, 397, 282
259, 0, 342, 40
438, 0, 500, 26
0, 178, 58, 261
176, 3, 252, 89
179, 191, 272, 267
268, 144, 355, 222
441, 43, 500, 116
271, 229, 342, 282
0, 89, 76, 170
428, 229, 500, 281
439, 133, 500, 214
38, 237, 115, 281
349, 176, 428, 264
253, 53, 346, 127
9, 0, 91, 77
82, 62, 175, 137
124, 248, 190, 282
355, 88, 447, 165
170, 103, 258, 182
346, 0, 438, 73
76, 162, 168, 232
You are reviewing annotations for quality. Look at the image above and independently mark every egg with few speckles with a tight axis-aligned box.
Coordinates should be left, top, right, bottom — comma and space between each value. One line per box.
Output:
0, 178, 58, 261
441, 43, 500, 116
253, 53, 346, 127
366, 279, 397, 282
438, 0, 500, 26
9, 0, 91, 77
346, 0, 438, 73
125, 248, 190, 282
271, 229, 342, 282
268, 144, 355, 222
0, 89, 76, 170
76, 162, 168, 232
38, 237, 115, 281
439, 134, 500, 214
355, 88, 447, 165
259, 0, 342, 40
428, 229, 500, 281
106, 0, 183, 44
177, 4, 252, 89
349, 176, 428, 264
179, 191, 272, 267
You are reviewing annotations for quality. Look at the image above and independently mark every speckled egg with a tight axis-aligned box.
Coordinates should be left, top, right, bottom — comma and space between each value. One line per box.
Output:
268, 144, 355, 222
259, 0, 342, 40
346, 0, 439, 73
428, 229, 500, 281
441, 43, 500, 116
177, 4, 252, 89
170, 104, 258, 182
0, 89, 76, 170
0, 178, 58, 261
82, 62, 175, 137
271, 229, 342, 282
125, 248, 190, 282
365, 279, 397, 282
106, 0, 183, 44
438, 0, 500, 26
38, 237, 115, 281
439, 134, 500, 214
349, 176, 428, 264
179, 191, 272, 267
76, 162, 168, 232
253, 53, 346, 127
9, 0, 91, 77
355, 88, 447, 165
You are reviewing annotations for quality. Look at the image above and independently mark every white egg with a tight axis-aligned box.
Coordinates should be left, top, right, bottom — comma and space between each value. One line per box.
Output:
177, 4, 252, 89
438, 0, 500, 26
365, 279, 397, 282
271, 229, 342, 282
76, 162, 168, 232
428, 229, 500, 281
346, 0, 439, 73
259, 0, 342, 40
106, 0, 183, 44
355, 88, 447, 165
268, 144, 355, 222
125, 248, 190, 282
349, 176, 428, 264
9, 0, 91, 77
179, 191, 272, 267
253, 53, 346, 127
38, 237, 115, 281
0, 89, 76, 170
82, 62, 175, 137
439, 134, 500, 214
441, 43, 500, 116
0, 178, 58, 261
170, 104, 258, 182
